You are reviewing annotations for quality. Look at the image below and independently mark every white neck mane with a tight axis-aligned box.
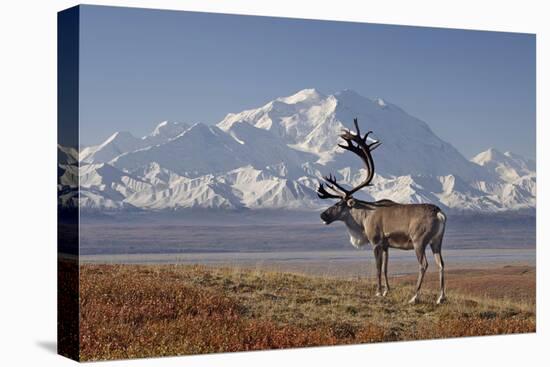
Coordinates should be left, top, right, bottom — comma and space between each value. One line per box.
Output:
343, 212, 369, 248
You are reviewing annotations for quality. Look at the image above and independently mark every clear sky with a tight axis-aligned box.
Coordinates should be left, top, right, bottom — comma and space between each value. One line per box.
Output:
78, 5, 536, 159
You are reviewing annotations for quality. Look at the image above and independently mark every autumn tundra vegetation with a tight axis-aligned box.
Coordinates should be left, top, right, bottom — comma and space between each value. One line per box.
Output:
73, 262, 535, 361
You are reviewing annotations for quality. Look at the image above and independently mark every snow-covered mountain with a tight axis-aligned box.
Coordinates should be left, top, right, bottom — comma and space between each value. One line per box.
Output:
469, 148, 536, 211
110, 122, 315, 177
218, 89, 490, 181
80, 121, 190, 163
472, 148, 535, 182
60, 89, 536, 213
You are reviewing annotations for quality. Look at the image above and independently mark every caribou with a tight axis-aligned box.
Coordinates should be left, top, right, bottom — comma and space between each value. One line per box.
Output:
318, 118, 447, 304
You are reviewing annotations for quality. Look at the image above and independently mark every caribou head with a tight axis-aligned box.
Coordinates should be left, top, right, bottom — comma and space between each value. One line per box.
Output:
318, 118, 381, 225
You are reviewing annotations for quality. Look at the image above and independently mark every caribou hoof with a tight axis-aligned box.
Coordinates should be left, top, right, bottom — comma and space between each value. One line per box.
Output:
408, 295, 419, 304
382, 289, 389, 297
436, 295, 447, 305
375, 290, 382, 297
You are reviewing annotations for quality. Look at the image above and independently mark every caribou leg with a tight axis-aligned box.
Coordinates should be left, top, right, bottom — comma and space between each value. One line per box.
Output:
433, 252, 446, 304
374, 246, 383, 297
409, 246, 428, 304
382, 247, 390, 296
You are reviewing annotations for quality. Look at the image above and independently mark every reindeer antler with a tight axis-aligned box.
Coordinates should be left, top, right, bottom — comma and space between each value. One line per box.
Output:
316, 118, 380, 200
338, 118, 380, 196
316, 183, 344, 199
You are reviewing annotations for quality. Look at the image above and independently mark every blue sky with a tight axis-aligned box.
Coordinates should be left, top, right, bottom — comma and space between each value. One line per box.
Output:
79, 5, 535, 159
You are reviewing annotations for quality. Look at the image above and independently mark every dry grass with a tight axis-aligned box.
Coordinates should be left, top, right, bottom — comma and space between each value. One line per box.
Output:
397, 266, 536, 303
78, 264, 535, 361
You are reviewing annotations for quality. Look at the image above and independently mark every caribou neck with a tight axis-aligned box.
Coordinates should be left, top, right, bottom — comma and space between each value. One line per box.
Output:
342, 207, 372, 248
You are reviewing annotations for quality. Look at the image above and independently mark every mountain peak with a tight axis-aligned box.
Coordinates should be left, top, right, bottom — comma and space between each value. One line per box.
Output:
103, 131, 136, 145
175, 123, 228, 142
471, 148, 535, 183
150, 121, 169, 136
471, 148, 506, 165
472, 147, 534, 166
148, 120, 190, 139
277, 88, 324, 104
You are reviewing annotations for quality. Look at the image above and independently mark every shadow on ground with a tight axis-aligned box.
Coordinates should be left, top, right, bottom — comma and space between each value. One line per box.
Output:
36, 340, 57, 354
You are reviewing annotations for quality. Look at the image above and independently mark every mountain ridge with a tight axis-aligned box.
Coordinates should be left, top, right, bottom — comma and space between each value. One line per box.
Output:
61, 89, 535, 213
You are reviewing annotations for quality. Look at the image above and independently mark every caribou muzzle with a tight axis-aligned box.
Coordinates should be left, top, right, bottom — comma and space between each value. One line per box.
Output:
320, 210, 332, 225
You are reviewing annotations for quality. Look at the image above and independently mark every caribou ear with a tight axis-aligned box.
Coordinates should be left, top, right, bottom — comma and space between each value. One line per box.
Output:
346, 198, 356, 208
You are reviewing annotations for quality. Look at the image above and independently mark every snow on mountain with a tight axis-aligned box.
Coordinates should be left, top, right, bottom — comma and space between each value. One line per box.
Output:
111, 122, 316, 178
79, 163, 152, 210
72, 162, 321, 211
81, 121, 191, 163
469, 148, 536, 210
125, 173, 242, 210
219, 89, 490, 181
80, 131, 145, 164
220, 165, 319, 209
129, 162, 182, 188
218, 89, 344, 158
144, 121, 190, 144
472, 148, 535, 182
62, 89, 535, 213
110, 123, 252, 176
